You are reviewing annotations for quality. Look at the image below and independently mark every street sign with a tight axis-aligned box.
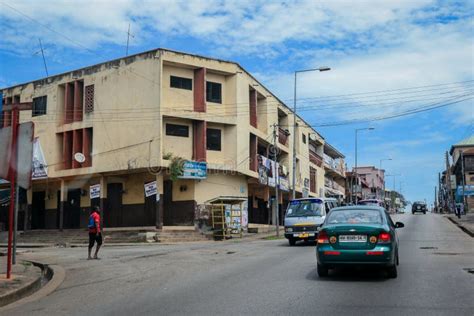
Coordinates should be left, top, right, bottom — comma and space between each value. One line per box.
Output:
16, 122, 34, 189
0, 126, 12, 180
90, 184, 101, 199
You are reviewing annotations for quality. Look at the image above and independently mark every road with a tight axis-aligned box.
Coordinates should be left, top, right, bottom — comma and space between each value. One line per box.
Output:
7, 213, 474, 316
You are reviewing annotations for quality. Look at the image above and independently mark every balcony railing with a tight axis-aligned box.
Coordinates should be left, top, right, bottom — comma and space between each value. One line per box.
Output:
278, 127, 289, 146
309, 150, 323, 167
323, 154, 345, 175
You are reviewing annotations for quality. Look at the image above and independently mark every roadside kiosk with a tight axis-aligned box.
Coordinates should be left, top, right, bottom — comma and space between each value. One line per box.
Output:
206, 196, 247, 240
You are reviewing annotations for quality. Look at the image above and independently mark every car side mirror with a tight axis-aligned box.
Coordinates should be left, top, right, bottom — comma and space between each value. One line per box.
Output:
395, 222, 404, 228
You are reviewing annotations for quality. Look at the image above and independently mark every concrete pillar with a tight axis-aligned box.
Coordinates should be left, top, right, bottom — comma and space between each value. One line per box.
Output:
193, 68, 206, 112
25, 188, 33, 231
59, 180, 67, 231
99, 176, 107, 229
156, 173, 163, 229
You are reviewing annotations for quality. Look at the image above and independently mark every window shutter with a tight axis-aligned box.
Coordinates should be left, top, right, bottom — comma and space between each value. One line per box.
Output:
85, 85, 94, 113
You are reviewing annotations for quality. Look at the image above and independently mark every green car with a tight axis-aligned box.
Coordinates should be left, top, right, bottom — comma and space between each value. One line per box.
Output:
316, 206, 404, 278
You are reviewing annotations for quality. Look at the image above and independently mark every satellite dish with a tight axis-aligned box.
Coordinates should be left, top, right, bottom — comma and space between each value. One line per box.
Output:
74, 152, 86, 163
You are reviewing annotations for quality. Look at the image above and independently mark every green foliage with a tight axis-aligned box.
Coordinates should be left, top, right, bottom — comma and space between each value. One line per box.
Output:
169, 155, 185, 181
162, 152, 173, 160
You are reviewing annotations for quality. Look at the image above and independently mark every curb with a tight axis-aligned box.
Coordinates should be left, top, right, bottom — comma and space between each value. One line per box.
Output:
446, 217, 474, 238
0, 262, 65, 311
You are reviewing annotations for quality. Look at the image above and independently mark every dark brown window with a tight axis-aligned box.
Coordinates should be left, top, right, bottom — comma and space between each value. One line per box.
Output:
170, 76, 192, 90
206, 81, 222, 103
206, 128, 221, 151
85, 85, 94, 113
302, 133, 306, 144
166, 124, 189, 137
32, 96, 47, 116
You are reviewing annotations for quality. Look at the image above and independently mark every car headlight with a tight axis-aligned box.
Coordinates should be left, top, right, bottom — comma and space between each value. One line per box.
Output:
286, 227, 293, 232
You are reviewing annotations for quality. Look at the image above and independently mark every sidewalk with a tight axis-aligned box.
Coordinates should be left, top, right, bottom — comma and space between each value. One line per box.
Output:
0, 256, 43, 307
446, 212, 474, 237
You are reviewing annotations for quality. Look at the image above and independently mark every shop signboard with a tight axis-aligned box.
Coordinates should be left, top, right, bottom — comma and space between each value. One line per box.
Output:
179, 161, 207, 179
90, 184, 100, 199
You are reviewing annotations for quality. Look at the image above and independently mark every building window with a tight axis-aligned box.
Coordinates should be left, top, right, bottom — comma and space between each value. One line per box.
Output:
206, 128, 221, 151
206, 81, 222, 103
85, 85, 94, 113
170, 76, 192, 90
302, 133, 306, 144
166, 123, 189, 137
32, 96, 47, 116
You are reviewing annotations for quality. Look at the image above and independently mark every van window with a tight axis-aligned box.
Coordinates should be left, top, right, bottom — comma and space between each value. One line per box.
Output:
286, 200, 323, 217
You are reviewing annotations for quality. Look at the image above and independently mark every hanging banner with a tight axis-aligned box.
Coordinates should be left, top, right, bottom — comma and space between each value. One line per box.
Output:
144, 181, 157, 197
90, 184, 101, 199
32, 138, 48, 179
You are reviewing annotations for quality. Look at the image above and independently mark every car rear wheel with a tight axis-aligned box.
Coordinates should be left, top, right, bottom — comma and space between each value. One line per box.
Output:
387, 265, 398, 278
423, 211, 426, 214
317, 263, 329, 277
288, 238, 296, 246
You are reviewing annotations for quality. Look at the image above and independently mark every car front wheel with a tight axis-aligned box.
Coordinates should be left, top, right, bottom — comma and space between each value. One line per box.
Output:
317, 263, 329, 277
288, 238, 296, 246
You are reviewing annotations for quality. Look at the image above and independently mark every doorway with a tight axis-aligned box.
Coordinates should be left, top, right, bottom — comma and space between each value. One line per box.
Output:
105, 183, 123, 227
64, 189, 81, 229
163, 180, 173, 226
31, 191, 46, 229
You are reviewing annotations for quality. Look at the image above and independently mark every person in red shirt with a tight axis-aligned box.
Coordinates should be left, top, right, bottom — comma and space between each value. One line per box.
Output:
88, 206, 103, 260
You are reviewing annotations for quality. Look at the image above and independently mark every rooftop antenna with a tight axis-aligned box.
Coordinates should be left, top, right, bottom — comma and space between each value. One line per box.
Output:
126, 23, 135, 56
34, 39, 49, 77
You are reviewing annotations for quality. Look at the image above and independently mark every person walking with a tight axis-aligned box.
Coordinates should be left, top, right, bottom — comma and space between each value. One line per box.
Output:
88, 206, 103, 260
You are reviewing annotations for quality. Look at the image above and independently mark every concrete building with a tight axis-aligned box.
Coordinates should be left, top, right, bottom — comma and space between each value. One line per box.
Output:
450, 135, 474, 212
323, 143, 345, 200
0, 48, 345, 231
354, 166, 385, 200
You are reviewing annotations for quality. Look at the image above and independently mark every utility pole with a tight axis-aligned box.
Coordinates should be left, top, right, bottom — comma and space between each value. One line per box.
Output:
272, 123, 280, 237
461, 151, 467, 214
291, 67, 331, 200
434, 186, 438, 213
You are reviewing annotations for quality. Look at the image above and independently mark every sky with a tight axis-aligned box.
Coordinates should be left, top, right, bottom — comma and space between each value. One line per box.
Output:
1, 0, 473, 206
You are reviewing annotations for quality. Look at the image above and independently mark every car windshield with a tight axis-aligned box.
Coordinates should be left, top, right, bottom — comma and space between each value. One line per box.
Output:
286, 200, 323, 217
327, 209, 383, 225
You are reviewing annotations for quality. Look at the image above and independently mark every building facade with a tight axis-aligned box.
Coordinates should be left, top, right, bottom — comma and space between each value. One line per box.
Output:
0, 49, 345, 231
449, 135, 474, 212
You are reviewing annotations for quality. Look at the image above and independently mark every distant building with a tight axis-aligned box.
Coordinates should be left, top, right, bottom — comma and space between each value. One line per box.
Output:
353, 166, 385, 200
449, 135, 474, 212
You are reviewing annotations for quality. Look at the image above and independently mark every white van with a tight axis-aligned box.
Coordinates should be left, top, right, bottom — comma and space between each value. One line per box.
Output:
284, 197, 339, 246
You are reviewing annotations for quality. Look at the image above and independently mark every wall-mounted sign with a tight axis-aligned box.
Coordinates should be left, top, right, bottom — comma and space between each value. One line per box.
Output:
32, 138, 48, 179
179, 161, 207, 180
144, 181, 157, 197
90, 184, 100, 199
74, 152, 86, 163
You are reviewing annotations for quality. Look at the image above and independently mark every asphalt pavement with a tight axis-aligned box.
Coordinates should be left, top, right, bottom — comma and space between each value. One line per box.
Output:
6, 213, 474, 316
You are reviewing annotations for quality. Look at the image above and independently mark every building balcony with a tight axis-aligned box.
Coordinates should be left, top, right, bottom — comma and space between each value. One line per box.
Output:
309, 150, 323, 167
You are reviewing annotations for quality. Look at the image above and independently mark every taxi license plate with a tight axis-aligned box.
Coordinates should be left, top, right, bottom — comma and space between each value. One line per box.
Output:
339, 235, 367, 242
294, 233, 314, 238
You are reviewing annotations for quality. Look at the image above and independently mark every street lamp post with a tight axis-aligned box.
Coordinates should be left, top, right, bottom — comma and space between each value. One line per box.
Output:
353, 127, 374, 204
291, 66, 331, 200
379, 158, 392, 200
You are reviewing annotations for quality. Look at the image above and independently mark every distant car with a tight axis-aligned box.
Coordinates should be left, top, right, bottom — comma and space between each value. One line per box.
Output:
316, 206, 404, 278
412, 202, 427, 214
